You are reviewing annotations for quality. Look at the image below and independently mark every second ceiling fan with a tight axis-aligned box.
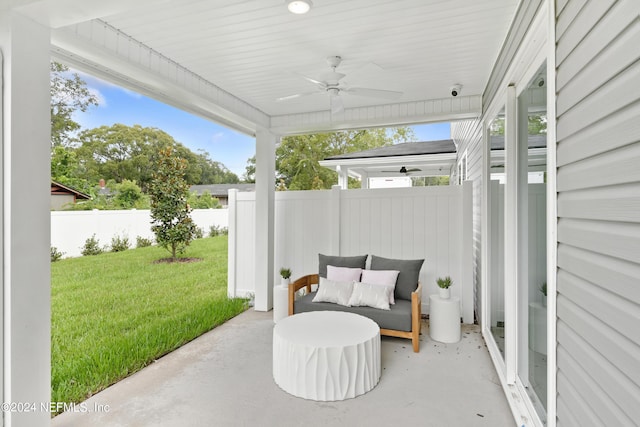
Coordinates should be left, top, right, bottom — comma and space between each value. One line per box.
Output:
277, 56, 403, 114
381, 166, 422, 175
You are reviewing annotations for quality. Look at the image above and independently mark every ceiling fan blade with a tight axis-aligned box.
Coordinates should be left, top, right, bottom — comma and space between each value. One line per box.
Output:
276, 91, 319, 102
406, 168, 422, 172
330, 93, 344, 115
295, 72, 326, 87
344, 87, 403, 100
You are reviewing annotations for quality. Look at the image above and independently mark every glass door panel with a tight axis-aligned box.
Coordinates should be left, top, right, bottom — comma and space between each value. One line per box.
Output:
488, 108, 506, 358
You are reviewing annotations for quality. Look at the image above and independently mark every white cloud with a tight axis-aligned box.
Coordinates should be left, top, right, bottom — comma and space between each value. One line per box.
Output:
211, 131, 225, 143
88, 87, 107, 107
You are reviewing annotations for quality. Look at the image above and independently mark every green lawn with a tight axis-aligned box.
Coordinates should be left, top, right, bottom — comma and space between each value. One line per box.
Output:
51, 236, 247, 406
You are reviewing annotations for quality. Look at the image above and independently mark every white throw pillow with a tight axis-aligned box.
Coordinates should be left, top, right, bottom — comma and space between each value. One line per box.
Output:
361, 269, 400, 304
348, 281, 392, 311
326, 265, 363, 282
312, 277, 354, 306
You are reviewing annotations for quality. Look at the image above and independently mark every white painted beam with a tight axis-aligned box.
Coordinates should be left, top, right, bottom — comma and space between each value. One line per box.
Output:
270, 95, 482, 135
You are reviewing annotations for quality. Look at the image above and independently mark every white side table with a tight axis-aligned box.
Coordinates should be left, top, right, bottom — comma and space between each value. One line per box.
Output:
273, 285, 289, 323
273, 311, 381, 401
429, 295, 461, 343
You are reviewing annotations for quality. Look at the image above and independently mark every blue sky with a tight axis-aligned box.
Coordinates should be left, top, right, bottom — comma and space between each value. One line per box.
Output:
74, 72, 450, 177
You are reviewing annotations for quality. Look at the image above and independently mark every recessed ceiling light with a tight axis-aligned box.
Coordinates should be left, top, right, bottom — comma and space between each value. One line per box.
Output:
287, 0, 313, 14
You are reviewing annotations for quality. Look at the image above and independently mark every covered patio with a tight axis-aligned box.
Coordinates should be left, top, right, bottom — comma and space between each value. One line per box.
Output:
4, 0, 637, 426
52, 310, 513, 427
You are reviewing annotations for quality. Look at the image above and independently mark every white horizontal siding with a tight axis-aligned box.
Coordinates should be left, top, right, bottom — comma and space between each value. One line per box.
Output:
555, 0, 640, 424
452, 119, 483, 323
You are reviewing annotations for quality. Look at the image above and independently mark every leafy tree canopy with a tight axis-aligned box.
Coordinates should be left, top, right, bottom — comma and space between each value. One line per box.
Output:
50, 62, 98, 147
72, 124, 239, 192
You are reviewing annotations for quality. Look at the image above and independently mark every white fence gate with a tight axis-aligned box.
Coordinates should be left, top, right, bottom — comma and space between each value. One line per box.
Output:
228, 184, 474, 323
51, 209, 229, 257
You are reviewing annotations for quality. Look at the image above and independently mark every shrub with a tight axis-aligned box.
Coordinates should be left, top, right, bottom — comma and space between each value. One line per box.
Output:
81, 234, 104, 256
149, 147, 197, 260
110, 235, 130, 252
136, 236, 153, 248
51, 247, 65, 262
208, 225, 227, 237
194, 227, 204, 239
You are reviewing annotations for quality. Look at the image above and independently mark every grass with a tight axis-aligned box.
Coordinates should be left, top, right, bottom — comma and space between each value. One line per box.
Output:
51, 236, 247, 407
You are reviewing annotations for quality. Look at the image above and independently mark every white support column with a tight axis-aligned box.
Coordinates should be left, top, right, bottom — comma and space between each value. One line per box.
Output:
360, 172, 369, 189
336, 166, 348, 189
227, 189, 238, 299
1, 11, 51, 427
254, 128, 276, 311
329, 185, 342, 254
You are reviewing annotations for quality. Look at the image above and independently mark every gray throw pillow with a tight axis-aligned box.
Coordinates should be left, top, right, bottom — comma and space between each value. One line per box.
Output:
370, 255, 424, 301
318, 254, 368, 278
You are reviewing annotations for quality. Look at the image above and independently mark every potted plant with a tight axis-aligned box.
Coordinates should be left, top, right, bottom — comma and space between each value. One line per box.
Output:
540, 282, 547, 307
436, 276, 453, 299
280, 267, 292, 287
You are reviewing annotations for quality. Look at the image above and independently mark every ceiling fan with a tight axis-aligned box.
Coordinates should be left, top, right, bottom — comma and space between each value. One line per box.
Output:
381, 166, 422, 175
276, 56, 403, 114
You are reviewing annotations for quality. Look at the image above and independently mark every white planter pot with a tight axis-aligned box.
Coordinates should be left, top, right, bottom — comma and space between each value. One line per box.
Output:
438, 288, 451, 299
281, 278, 290, 287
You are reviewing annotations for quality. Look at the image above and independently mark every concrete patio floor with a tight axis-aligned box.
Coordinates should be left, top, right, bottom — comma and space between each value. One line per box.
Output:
53, 309, 515, 427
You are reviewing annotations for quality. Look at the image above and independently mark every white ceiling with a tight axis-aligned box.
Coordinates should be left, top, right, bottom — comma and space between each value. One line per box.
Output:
94, 0, 518, 117
12, 0, 520, 132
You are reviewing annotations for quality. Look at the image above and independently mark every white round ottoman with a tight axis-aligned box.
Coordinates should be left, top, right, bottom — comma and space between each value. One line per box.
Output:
273, 311, 381, 401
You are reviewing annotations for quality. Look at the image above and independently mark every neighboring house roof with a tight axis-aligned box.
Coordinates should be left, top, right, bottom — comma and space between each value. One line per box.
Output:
490, 134, 547, 150
190, 184, 255, 197
51, 181, 91, 200
320, 140, 458, 179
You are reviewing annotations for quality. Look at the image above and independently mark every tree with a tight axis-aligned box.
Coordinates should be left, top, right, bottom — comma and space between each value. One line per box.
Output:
50, 62, 98, 147
75, 124, 239, 191
149, 147, 197, 260
275, 128, 416, 190
114, 179, 145, 209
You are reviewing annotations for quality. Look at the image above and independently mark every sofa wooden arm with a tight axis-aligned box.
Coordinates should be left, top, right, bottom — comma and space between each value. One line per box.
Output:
288, 274, 319, 315
411, 282, 423, 352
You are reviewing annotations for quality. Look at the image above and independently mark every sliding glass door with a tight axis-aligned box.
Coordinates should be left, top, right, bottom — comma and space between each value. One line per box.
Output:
517, 62, 548, 421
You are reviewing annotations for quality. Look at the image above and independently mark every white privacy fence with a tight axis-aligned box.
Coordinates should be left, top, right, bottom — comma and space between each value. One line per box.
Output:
51, 209, 229, 257
228, 184, 474, 323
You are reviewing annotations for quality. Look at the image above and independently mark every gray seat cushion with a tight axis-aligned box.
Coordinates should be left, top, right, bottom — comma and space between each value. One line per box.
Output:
370, 255, 424, 301
294, 291, 413, 332
318, 254, 368, 278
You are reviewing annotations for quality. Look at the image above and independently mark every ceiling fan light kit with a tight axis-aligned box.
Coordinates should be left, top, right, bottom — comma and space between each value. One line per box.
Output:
287, 0, 312, 14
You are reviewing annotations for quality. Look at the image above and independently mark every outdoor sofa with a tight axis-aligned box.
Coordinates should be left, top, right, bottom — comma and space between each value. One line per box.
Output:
288, 254, 424, 352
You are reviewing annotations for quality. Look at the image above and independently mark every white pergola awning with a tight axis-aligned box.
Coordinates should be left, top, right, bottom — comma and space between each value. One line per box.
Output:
320, 140, 457, 185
